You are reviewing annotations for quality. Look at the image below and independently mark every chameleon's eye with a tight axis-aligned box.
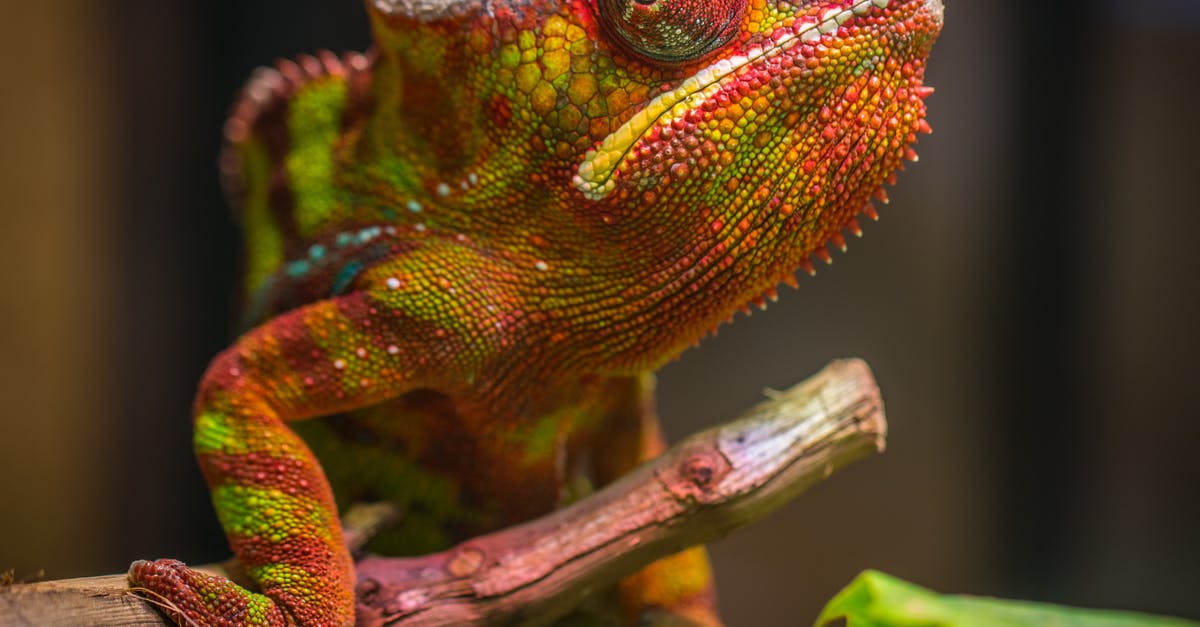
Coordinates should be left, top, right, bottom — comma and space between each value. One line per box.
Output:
597, 0, 746, 63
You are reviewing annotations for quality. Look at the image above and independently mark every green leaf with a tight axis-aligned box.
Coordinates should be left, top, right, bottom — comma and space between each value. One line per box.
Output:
816, 570, 1198, 627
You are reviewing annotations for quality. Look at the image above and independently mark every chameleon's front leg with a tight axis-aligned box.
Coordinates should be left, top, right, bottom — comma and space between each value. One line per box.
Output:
130, 289, 450, 626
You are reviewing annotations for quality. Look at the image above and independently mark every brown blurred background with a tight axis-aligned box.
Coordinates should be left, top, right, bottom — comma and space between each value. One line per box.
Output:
1, 0, 1197, 624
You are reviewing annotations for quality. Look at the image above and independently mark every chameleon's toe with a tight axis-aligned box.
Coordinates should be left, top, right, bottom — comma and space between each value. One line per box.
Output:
128, 558, 287, 627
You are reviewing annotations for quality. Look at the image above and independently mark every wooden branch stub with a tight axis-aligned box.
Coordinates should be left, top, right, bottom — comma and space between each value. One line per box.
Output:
0, 359, 885, 627
354, 358, 885, 625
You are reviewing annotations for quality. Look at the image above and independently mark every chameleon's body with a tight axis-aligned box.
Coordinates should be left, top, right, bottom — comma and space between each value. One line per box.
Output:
129, 0, 942, 624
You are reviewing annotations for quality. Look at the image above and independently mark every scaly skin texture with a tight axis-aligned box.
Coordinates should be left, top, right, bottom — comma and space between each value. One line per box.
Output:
128, 0, 942, 624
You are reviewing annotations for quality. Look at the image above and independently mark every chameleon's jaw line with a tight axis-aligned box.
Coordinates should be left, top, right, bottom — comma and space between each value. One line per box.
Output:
573, 0, 896, 201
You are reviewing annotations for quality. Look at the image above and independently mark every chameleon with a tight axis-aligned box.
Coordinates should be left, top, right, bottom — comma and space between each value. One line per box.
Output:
127, 0, 942, 624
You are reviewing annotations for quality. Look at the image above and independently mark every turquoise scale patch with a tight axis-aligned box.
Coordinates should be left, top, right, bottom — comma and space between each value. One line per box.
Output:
331, 260, 365, 296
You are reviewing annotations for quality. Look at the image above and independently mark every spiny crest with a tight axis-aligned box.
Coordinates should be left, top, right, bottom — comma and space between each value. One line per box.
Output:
714, 91, 938, 343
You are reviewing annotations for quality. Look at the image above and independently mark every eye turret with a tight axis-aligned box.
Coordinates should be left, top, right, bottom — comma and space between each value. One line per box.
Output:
596, 0, 747, 63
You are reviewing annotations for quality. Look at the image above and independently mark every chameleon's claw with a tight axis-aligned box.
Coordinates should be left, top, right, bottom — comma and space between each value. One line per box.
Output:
129, 558, 288, 627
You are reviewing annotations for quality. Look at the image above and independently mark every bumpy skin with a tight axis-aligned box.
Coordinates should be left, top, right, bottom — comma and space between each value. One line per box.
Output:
128, 0, 942, 624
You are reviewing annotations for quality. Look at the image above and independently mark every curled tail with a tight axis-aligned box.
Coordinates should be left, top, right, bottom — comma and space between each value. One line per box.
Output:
219, 50, 375, 304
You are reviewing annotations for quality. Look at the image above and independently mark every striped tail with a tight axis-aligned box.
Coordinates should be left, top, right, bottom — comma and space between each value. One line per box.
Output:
219, 50, 375, 304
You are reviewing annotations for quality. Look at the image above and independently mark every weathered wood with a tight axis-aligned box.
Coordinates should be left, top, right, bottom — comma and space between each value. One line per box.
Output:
1, 575, 163, 626
0, 359, 885, 627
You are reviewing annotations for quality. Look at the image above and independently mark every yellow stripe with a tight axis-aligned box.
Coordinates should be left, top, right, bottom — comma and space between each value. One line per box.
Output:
574, 33, 799, 200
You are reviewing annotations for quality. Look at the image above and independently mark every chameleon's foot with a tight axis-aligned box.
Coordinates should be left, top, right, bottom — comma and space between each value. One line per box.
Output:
619, 547, 723, 627
129, 559, 287, 627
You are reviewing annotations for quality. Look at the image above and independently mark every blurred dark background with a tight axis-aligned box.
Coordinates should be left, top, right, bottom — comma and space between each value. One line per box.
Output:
1, 0, 1197, 623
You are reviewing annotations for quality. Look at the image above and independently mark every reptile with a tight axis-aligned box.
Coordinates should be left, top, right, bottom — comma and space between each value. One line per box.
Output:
127, 0, 942, 624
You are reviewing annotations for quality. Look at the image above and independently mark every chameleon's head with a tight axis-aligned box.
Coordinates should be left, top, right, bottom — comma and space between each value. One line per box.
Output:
368, 0, 940, 251
367, 0, 940, 349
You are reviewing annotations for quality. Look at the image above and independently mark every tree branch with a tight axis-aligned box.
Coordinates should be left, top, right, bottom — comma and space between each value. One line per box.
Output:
0, 359, 885, 627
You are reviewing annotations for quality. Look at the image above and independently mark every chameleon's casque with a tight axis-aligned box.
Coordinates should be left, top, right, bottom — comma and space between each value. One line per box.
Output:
129, 0, 942, 624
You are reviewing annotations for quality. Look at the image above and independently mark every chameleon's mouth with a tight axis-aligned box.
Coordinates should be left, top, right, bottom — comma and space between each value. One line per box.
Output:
573, 0, 939, 201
